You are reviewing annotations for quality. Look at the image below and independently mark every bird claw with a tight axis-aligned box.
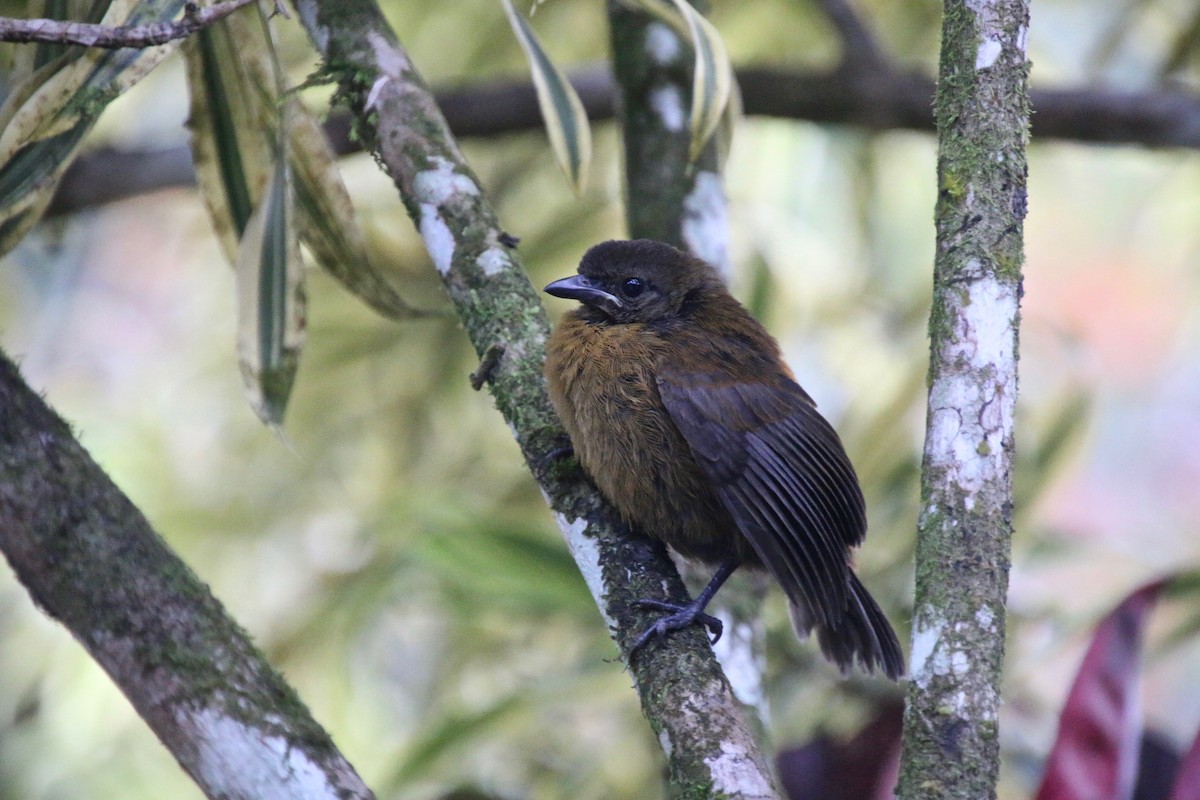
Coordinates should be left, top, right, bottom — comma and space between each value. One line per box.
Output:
629, 598, 724, 656
535, 438, 575, 477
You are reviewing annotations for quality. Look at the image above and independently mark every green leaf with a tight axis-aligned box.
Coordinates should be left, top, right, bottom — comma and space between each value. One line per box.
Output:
182, 4, 278, 265
182, 3, 306, 425
613, 0, 734, 163
665, 0, 733, 162
187, 2, 422, 352
288, 100, 427, 320
500, 0, 591, 194
0, 0, 186, 256
235, 159, 305, 427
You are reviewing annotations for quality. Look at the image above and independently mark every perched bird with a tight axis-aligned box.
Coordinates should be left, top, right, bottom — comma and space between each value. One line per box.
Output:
543, 239, 904, 679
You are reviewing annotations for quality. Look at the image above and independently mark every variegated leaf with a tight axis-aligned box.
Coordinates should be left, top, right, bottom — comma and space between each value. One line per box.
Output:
500, 0, 591, 194
183, 2, 308, 425
0, 0, 186, 256
182, 2, 277, 264
664, 0, 732, 162
187, 5, 421, 325
235, 159, 305, 427
287, 99, 425, 320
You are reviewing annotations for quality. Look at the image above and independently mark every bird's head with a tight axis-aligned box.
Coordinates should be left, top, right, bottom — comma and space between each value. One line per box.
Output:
544, 239, 724, 324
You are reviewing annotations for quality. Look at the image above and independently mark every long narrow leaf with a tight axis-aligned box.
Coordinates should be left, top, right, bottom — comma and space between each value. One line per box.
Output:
665, 0, 732, 162
0, 0, 186, 255
183, 2, 306, 425
186, 1, 424, 319
1034, 579, 1168, 800
500, 0, 591, 194
182, 3, 277, 263
288, 101, 425, 320
235, 160, 305, 427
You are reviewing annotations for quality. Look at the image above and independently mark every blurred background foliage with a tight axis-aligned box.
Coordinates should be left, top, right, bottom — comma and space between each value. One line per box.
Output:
0, 0, 1199, 798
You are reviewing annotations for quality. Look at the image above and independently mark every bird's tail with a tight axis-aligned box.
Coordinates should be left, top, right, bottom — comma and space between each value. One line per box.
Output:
789, 572, 905, 680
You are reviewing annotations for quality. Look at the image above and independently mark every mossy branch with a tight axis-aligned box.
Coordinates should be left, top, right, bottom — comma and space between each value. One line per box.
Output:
607, 0, 732, 276
289, 1, 776, 796
0, 351, 374, 800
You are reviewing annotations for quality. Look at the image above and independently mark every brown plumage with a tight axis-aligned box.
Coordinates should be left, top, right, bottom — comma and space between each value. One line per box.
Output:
543, 239, 903, 679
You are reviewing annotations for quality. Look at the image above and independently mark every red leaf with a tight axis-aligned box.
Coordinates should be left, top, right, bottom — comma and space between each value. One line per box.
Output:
1170, 722, 1200, 800
1034, 579, 1167, 800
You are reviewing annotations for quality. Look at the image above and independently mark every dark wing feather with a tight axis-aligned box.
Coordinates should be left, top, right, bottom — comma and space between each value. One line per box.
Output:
657, 370, 866, 629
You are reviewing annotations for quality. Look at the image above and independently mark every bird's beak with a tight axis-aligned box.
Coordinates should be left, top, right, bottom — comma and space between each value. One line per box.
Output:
544, 275, 623, 316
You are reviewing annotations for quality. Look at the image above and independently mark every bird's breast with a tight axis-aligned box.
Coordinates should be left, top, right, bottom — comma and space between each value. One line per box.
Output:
544, 316, 741, 564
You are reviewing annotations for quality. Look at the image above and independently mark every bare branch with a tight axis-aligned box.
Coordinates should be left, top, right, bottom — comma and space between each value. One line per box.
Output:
39, 63, 1200, 219
0, 0, 256, 48
44, 64, 1200, 217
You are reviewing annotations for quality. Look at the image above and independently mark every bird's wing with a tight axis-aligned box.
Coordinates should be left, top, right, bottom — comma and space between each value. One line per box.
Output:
657, 366, 866, 628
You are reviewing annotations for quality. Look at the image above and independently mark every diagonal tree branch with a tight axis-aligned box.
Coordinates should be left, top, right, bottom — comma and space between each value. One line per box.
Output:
287, 1, 776, 797
0, 350, 373, 800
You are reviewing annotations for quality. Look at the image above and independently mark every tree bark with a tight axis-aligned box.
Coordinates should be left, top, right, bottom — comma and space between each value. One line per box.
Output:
607, 1, 731, 274
0, 351, 373, 800
605, 0, 772, 745
896, 1, 1029, 798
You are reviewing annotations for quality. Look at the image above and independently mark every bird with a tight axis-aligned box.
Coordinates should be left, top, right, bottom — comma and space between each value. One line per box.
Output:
542, 239, 904, 679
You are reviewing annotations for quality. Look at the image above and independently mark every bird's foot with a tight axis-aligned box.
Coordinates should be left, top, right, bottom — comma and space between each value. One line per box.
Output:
535, 437, 575, 477
629, 598, 724, 656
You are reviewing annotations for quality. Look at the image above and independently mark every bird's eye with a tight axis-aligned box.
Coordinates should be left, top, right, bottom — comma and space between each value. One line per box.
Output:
621, 278, 644, 298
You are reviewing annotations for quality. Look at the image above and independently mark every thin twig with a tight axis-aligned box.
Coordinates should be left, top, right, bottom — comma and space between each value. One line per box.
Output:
0, 0, 256, 49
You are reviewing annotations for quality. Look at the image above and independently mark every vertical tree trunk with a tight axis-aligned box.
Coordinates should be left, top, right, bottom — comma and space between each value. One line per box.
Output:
604, 0, 773, 746
897, 1, 1029, 798
606, 0, 730, 274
